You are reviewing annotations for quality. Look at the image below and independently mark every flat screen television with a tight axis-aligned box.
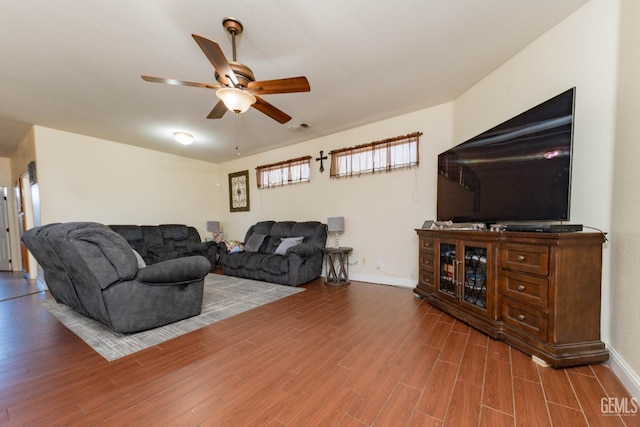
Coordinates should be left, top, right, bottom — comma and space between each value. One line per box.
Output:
436, 87, 576, 224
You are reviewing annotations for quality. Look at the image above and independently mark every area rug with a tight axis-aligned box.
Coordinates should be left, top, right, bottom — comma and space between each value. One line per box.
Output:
41, 274, 304, 361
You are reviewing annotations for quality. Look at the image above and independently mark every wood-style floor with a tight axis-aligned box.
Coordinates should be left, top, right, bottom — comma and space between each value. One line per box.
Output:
0, 271, 636, 426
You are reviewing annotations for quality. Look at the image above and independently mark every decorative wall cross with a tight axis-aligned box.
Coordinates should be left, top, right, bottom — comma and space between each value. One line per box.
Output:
316, 150, 328, 173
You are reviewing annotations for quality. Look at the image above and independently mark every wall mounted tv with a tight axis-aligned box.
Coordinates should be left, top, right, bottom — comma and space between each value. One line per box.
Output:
437, 87, 576, 224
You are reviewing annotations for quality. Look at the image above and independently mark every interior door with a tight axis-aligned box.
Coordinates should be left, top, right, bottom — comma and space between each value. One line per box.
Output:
0, 188, 11, 271
15, 180, 29, 275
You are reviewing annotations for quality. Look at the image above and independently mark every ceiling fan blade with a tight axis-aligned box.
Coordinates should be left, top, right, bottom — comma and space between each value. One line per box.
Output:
247, 77, 310, 95
141, 75, 220, 90
207, 100, 228, 119
252, 96, 292, 124
192, 34, 239, 87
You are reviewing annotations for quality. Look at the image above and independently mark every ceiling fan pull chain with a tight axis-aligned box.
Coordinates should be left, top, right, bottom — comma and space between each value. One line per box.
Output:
234, 114, 241, 156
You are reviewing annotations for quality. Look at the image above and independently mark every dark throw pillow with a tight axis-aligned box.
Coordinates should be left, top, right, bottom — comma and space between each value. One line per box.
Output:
244, 233, 267, 252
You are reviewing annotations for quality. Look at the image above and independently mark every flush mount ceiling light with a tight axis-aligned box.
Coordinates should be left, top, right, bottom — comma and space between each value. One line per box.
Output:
216, 87, 256, 114
174, 132, 194, 145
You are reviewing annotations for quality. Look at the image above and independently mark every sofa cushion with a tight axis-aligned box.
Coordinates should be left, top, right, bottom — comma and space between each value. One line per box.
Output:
63, 228, 138, 290
275, 236, 304, 255
244, 232, 267, 252
224, 252, 246, 269
243, 253, 267, 270
292, 222, 324, 242
107, 225, 149, 257
160, 224, 189, 241
109, 225, 143, 242
225, 252, 262, 270
252, 221, 276, 236
261, 254, 289, 275
141, 226, 164, 247
270, 222, 297, 238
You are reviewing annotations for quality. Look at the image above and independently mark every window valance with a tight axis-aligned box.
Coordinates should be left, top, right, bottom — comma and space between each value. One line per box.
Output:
329, 132, 421, 178
256, 156, 311, 188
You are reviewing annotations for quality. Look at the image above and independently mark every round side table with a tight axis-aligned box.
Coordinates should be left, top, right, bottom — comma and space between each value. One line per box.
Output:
322, 247, 353, 285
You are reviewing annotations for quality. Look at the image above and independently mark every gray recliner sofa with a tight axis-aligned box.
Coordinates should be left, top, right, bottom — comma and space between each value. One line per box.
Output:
23, 222, 210, 333
109, 224, 217, 267
218, 221, 327, 286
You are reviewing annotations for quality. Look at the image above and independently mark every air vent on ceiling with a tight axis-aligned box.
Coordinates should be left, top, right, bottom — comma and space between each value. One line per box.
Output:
288, 122, 312, 132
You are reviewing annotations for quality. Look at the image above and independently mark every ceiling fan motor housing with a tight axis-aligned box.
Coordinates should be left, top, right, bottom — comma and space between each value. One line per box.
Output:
216, 62, 255, 87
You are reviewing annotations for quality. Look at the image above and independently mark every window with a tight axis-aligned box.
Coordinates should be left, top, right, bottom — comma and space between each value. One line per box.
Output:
256, 156, 311, 189
329, 132, 421, 178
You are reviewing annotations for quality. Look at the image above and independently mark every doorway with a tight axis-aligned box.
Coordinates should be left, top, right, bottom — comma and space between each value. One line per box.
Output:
15, 173, 38, 279
0, 187, 11, 271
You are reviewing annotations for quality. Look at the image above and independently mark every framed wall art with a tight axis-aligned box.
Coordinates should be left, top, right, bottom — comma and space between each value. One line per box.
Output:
229, 170, 250, 212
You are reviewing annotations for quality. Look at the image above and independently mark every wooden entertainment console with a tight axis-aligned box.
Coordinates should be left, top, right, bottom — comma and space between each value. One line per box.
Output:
415, 229, 608, 367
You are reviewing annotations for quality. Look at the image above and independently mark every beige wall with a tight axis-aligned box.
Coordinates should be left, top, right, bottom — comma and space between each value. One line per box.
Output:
33, 126, 221, 238
10, 127, 36, 184
0, 158, 11, 185
216, 104, 454, 286
455, 0, 618, 335
610, 0, 640, 394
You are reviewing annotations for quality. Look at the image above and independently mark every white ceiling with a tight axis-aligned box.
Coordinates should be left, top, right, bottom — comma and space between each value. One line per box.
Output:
0, 0, 589, 163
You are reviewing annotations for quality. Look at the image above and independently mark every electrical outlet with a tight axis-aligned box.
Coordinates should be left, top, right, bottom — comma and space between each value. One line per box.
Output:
362, 258, 366, 265
376, 260, 381, 269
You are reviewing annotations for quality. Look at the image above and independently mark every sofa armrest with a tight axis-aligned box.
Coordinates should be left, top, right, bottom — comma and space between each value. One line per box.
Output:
136, 256, 211, 284
286, 243, 319, 259
192, 241, 217, 253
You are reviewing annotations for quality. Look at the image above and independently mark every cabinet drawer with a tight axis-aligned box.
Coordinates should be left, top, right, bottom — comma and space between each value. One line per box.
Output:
419, 251, 434, 272
419, 268, 435, 291
500, 270, 548, 309
501, 299, 548, 340
419, 237, 435, 253
499, 244, 549, 276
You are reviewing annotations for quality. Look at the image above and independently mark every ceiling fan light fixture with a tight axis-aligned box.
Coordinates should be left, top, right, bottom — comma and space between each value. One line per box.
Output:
174, 131, 194, 145
216, 87, 256, 114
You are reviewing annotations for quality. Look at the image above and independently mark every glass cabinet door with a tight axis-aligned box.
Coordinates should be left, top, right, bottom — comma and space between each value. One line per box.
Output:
461, 244, 487, 311
438, 242, 457, 299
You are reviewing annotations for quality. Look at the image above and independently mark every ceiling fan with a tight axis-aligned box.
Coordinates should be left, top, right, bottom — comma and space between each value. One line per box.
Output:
141, 17, 310, 124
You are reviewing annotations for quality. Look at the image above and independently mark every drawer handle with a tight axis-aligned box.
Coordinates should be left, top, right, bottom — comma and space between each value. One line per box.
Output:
517, 314, 526, 321
425, 278, 431, 283
425, 242, 431, 247
517, 255, 526, 262
517, 285, 526, 291
425, 260, 430, 265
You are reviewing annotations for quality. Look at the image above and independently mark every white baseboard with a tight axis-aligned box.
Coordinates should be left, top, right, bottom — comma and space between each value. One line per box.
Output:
606, 346, 640, 400
348, 273, 417, 289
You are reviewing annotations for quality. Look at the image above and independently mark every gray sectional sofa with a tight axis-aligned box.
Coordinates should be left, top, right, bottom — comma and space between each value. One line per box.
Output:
22, 222, 210, 333
218, 220, 327, 286
109, 224, 218, 267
